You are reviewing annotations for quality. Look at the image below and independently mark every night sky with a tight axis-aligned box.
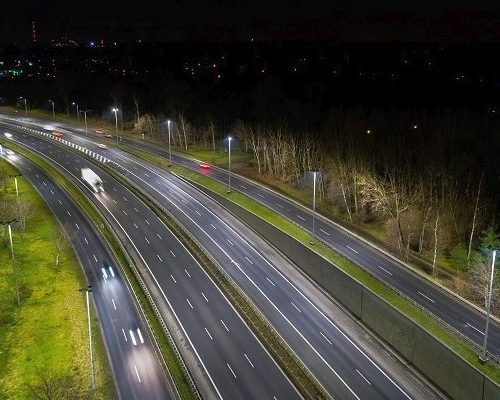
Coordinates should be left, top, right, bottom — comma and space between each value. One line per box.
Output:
1, 1, 500, 42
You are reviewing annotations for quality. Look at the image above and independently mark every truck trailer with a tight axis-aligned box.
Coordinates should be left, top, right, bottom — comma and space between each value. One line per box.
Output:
81, 168, 104, 193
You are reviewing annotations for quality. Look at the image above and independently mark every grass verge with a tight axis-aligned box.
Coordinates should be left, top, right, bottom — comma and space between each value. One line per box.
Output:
4, 141, 195, 400
116, 143, 500, 385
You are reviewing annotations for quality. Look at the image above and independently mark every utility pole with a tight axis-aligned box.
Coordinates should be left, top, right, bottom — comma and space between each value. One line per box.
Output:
9, 174, 22, 231
481, 249, 497, 362
0, 144, 5, 193
78, 285, 95, 389
227, 136, 232, 193
112, 108, 119, 142
1, 219, 19, 306
49, 100, 55, 120
80, 110, 91, 135
310, 170, 319, 245
167, 120, 172, 166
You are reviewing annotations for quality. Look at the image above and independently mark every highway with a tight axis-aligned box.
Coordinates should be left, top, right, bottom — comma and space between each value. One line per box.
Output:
4, 124, 301, 400
3, 118, 449, 399
105, 127, 500, 361
5, 151, 175, 399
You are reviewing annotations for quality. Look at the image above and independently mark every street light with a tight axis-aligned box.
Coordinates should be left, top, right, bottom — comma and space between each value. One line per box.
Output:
0, 144, 5, 192
112, 108, 119, 142
167, 119, 172, 166
227, 136, 232, 193
72, 102, 80, 123
49, 100, 55, 120
310, 170, 319, 245
78, 285, 95, 390
20, 97, 27, 116
9, 173, 21, 206
9, 173, 22, 233
480, 249, 497, 362
80, 110, 91, 135
1, 219, 19, 306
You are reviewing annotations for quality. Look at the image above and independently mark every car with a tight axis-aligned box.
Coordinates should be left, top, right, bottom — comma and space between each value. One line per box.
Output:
199, 162, 211, 169
95, 129, 103, 135
97, 143, 108, 149
104, 133, 113, 138
129, 327, 145, 345
101, 260, 116, 280
5, 149, 14, 155
52, 130, 63, 138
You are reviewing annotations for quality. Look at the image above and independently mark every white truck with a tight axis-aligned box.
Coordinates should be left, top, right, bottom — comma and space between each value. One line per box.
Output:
81, 168, 104, 193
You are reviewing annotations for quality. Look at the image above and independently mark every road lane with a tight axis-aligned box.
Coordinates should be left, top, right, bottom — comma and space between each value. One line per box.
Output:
4, 126, 301, 400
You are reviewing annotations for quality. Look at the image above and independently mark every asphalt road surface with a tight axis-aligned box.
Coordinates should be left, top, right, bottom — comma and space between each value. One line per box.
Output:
3, 124, 301, 400
2, 118, 451, 400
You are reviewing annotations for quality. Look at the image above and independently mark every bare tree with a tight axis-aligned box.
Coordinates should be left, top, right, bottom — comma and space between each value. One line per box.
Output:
432, 210, 439, 276
132, 93, 141, 125
209, 118, 217, 151
470, 255, 499, 311
17, 198, 33, 231
176, 113, 191, 151
25, 367, 87, 400
358, 170, 421, 259
50, 224, 72, 268
468, 174, 484, 260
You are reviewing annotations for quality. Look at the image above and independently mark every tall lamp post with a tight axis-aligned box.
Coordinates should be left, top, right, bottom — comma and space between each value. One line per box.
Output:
49, 100, 55, 120
0, 144, 5, 193
9, 173, 22, 229
112, 108, 119, 142
310, 170, 319, 245
481, 249, 497, 362
20, 97, 27, 116
1, 219, 19, 306
80, 110, 91, 135
78, 285, 95, 390
72, 102, 80, 123
167, 119, 172, 166
227, 136, 232, 193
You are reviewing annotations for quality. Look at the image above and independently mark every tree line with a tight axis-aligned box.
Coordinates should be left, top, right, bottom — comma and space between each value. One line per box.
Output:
132, 105, 500, 311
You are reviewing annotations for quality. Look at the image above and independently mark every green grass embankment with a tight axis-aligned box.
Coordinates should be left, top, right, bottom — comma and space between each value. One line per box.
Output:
0, 160, 114, 399
5, 141, 196, 400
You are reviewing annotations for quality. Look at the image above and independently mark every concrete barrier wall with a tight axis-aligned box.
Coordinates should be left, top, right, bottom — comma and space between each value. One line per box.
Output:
361, 291, 416, 361
193, 183, 500, 400
483, 377, 500, 400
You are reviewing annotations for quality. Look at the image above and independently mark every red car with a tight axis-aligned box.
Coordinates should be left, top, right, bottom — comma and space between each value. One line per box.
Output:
199, 162, 211, 169
52, 131, 63, 138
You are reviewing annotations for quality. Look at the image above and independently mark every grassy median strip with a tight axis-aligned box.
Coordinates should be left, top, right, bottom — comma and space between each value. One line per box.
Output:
0, 160, 114, 399
115, 143, 500, 384
5, 141, 196, 400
